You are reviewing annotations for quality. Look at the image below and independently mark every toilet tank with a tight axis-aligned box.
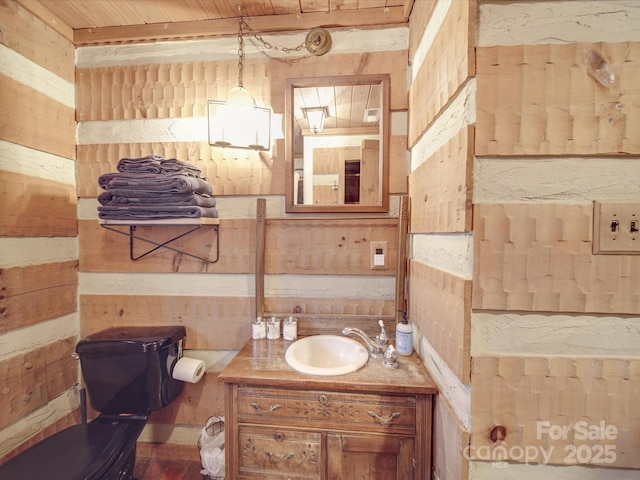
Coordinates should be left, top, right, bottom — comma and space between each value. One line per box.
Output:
76, 326, 186, 415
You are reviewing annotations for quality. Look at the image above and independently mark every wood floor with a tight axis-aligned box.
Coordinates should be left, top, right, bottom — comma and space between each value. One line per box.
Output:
134, 457, 204, 480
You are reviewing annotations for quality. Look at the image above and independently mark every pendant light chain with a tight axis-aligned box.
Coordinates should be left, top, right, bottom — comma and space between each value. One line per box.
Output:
240, 18, 319, 54
237, 12, 245, 88
235, 5, 332, 63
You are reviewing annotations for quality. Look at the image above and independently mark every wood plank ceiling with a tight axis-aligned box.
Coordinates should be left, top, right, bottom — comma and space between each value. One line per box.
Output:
21, 0, 413, 45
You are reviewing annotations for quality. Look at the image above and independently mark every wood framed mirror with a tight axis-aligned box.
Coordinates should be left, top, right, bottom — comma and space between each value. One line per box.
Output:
285, 74, 390, 213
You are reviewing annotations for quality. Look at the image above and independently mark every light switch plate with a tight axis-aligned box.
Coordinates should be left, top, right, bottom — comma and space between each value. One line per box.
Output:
370, 241, 388, 269
593, 200, 640, 254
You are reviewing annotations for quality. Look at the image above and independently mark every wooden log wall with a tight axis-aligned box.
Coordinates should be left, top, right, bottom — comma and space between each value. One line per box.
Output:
470, 0, 640, 471
407, 1, 476, 478
458, 1, 640, 480
407, 0, 640, 479
74, 27, 409, 452
0, 0, 80, 461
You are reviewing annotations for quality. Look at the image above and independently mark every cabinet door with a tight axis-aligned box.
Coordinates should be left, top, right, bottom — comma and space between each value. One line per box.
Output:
359, 139, 379, 205
326, 433, 415, 480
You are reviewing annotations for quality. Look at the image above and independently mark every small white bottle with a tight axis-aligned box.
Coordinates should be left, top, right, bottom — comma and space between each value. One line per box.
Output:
395, 312, 413, 356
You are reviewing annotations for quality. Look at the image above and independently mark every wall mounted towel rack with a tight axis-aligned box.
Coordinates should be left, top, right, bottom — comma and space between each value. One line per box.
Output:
100, 218, 220, 264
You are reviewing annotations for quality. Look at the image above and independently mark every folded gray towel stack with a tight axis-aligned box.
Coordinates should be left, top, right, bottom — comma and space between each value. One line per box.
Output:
97, 155, 219, 220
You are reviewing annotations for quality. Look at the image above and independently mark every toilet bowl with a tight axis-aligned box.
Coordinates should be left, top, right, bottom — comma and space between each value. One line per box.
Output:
0, 326, 187, 480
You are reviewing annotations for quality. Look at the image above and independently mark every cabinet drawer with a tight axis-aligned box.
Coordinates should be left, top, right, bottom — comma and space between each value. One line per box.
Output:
238, 387, 416, 435
238, 425, 321, 479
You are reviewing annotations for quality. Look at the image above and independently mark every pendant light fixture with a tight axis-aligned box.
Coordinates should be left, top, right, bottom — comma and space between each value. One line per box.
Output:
208, 6, 332, 151
302, 106, 329, 134
207, 7, 271, 151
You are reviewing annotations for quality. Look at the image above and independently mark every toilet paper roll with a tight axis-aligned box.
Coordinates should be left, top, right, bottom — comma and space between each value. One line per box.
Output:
172, 356, 206, 383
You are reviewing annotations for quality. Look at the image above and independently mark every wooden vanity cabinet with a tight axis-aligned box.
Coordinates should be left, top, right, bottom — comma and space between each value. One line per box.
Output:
225, 384, 430, 479
220, 340, 436, 480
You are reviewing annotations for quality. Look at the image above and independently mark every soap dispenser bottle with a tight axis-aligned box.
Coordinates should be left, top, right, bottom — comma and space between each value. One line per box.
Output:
395, 311, 413, 356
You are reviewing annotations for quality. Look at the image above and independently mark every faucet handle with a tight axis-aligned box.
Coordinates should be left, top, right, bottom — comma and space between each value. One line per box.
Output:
376, 319, 389, 348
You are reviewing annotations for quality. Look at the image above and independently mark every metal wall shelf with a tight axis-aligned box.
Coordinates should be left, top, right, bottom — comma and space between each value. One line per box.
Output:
100, 218, 220, 264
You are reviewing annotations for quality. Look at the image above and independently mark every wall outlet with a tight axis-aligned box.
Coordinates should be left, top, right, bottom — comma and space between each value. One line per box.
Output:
370, 241, 388, 269
593, 200, 640, 254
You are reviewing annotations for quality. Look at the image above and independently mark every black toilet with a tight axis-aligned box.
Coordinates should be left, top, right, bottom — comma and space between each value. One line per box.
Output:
0, 326, 187, 480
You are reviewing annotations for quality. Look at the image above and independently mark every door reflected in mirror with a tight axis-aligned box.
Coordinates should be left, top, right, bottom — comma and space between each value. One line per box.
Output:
285, 75, 390, 213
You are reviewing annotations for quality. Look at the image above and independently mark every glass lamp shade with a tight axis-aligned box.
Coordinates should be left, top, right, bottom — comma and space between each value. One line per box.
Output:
208, 87, 271, 150
225, 86, 254, 106
304, 107, 326, 134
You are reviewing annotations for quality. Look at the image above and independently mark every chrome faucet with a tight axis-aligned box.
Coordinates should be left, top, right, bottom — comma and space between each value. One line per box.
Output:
342, 320, 389, 358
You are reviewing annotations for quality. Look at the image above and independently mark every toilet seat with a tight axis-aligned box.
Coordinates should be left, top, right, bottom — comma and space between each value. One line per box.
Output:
0, 418, 146, 480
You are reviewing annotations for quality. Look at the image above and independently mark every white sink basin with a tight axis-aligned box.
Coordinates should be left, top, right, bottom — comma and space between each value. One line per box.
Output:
285, 335, 369, 376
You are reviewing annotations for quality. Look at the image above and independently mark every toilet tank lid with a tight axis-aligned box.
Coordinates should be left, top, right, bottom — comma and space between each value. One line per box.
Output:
76, 326, 186, 354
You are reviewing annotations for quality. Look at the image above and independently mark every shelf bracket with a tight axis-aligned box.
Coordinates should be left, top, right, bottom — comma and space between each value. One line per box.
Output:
100, 220, 220, 264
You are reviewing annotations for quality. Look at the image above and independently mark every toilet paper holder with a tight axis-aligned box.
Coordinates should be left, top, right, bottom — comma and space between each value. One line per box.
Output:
172, 356, 206, 383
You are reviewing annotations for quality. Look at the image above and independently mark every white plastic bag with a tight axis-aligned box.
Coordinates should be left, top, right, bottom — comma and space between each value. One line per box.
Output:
199, 416, 225, 479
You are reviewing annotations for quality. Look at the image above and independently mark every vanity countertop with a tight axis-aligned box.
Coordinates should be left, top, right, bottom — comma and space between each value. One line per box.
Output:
219, 338, 437, 396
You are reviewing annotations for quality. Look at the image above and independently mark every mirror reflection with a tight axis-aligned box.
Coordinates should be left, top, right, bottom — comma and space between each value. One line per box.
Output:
285, 75, 389, 213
